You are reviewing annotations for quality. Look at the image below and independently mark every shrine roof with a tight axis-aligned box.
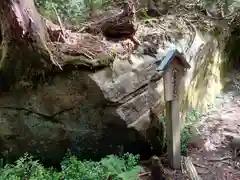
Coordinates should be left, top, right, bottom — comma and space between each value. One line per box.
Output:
156, 49, 191, 72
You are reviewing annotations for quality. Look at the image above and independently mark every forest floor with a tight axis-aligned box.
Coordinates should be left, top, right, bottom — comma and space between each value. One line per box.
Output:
139, 70, 240, 180
187, 70, 240, 180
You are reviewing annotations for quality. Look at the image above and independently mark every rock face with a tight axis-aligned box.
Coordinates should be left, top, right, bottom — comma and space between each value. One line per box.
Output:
0, 18, 227, 165
0, 55, 165, 165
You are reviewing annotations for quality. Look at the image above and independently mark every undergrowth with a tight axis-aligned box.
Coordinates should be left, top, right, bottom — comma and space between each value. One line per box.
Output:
0, 152, 142, 180
159, 109, 201, 156
180, 109, 201, 155
36, 0, 120, 24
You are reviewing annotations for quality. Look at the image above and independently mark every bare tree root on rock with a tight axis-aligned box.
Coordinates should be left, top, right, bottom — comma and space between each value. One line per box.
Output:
0, 0, 62, 91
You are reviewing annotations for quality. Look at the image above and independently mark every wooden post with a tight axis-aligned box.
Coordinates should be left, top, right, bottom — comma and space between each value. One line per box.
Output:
155, 49, 190, 170
164, 64, 182, 170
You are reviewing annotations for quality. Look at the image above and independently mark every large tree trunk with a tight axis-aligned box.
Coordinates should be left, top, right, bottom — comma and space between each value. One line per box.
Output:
0, 0, 61, 91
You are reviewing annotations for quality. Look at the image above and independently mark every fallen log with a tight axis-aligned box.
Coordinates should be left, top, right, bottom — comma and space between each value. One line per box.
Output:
84, 0, 138, 44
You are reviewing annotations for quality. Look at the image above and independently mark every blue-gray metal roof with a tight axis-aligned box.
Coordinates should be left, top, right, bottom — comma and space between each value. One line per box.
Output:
156, 49, 191, 72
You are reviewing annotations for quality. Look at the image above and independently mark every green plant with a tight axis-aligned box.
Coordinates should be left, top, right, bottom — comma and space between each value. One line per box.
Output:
0, 153, 60, 180
184, 109, 201, 125
180, 109, 201, 155
36, 0, 115, 24
61, 156, 106, 180
180, 127, 192, 156
200, 0, 240, 17
100, 153, 142, 180
0, 153, 142, 180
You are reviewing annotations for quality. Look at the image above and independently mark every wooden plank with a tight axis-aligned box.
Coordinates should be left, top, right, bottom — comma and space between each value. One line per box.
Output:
163, 68, 173, 101
182, 156, 202, 180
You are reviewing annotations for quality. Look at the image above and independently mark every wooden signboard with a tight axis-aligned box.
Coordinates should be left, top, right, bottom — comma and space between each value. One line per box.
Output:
156, 49, 190, 170
163, 67, 173, 101
164, 60, 183, 170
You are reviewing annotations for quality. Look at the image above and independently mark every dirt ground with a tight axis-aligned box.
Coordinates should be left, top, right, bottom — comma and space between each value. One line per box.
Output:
187, 70, 240, 180
139, 70, 240, 180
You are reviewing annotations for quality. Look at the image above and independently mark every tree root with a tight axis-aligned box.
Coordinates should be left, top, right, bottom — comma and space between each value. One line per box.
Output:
60, 55, 114, 69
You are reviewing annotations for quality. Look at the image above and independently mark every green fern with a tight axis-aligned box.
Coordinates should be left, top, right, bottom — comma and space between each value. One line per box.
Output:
100, 154, 142, 180
0, 153, 141, 180
118, 166, 142, 180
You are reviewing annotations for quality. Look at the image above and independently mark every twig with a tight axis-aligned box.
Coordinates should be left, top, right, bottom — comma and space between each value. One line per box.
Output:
208, 156, 232, 162
192, 163, 209, 169
233, 171, 240, 175
52, 4, 66, 41
83, 48, 96, 59
138, 172, 150, 177
81, 52, 94, 60
197, 147, 205, 153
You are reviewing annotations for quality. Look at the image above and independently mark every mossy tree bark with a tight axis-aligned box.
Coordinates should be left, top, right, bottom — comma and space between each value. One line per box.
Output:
0, 0, 61, 91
